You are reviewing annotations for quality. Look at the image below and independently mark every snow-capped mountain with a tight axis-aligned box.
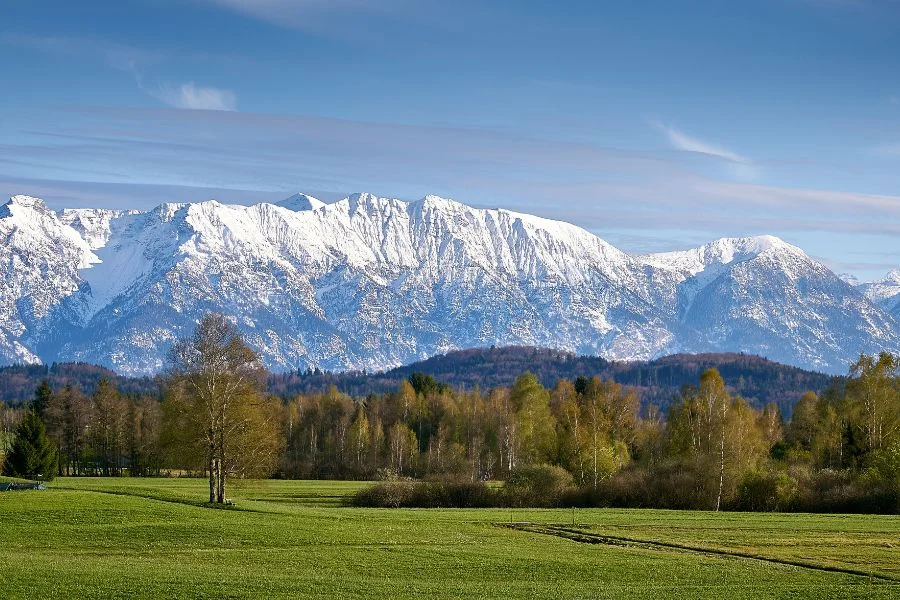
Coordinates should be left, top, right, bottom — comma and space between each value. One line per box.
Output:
1, 192, 897, 375
640, 237, 899, 372
858, 270, 900, 318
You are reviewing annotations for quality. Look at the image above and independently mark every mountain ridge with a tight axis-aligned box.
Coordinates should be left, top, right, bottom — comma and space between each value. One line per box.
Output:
0, 191, 897, 375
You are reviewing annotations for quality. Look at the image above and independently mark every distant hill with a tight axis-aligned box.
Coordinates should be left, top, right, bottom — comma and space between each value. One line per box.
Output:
0, 363, 160, 404
268, 346, 837, 416
1, 347, 836, 417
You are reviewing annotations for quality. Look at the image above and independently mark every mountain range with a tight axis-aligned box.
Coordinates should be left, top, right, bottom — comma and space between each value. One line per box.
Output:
1, 192, 898, 375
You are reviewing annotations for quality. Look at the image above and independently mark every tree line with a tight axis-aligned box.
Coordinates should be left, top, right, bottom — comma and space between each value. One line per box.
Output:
265, 347, 833, 415
2, 314, 898, 512
0, 348, 832, 417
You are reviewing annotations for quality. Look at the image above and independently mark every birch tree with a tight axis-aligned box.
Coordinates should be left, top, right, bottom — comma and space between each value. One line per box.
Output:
165, 313, 279, 503
846, 353, 899, 453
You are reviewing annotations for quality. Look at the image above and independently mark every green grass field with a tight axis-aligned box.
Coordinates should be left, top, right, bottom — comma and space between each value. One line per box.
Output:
0, 478, 898, 599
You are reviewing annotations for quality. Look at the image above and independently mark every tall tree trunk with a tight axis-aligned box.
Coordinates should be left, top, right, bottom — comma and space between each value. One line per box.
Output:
217, 467, 225, 503
715, 425, 725, 512
208, 454, 216, 504
217, 431, 226, 503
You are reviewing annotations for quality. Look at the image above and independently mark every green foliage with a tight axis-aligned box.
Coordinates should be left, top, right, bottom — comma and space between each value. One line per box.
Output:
32, 379, 52, 417
845, 353, 900, 454
509, 373, 556, 467
10, 348, 900, 515
3, 411, 57, 481
407, 372, 450, 397
868, 440, 900, 487
504, 464, 575, 508
734, 469, 798, 512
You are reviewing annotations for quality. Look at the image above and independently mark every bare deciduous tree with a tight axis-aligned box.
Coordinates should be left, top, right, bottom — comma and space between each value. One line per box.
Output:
165, 313, 280, 503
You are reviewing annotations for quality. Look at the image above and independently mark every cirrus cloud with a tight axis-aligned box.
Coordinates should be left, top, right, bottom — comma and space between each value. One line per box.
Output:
649, 120, 759, 181
154, 82, 238, 111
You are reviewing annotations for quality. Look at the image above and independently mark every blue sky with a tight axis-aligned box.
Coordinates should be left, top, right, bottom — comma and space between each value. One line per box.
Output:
2, 0, 899, 279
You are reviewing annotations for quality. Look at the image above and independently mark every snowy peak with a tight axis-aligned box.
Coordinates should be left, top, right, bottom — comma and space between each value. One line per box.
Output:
342, 191, 407, 216
700, 235, 803, 262
149, 202, 188, 223
1, 195, 97, 267
641, 235, 806, 276
859, 269, 900, 313
883, 269, 900, 285
7, 194, 51, 212
275, 193, 325, 212
2, 195, 53, 220
840, 273, 861, 286
414, 194, 467, 211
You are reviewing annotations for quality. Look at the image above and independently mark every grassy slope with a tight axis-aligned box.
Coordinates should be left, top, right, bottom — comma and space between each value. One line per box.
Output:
0, 478, 897, 599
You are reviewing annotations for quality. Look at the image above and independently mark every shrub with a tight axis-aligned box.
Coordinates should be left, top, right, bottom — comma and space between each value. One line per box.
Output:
733, 469, 797, 512
351, 477, 498, 508
351, 480, 418, 508
503, 464, 575, 508
415, 477, 498, 508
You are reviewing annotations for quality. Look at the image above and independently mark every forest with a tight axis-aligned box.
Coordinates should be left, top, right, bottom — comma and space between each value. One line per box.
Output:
2, 316, 898, 513
0, 347, 833, 416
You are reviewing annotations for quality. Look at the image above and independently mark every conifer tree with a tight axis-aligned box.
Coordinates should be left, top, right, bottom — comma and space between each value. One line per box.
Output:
33, 379, 52, 418
3, 411, 57, 481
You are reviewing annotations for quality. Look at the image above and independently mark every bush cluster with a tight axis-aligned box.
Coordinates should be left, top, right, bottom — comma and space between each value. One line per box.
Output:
353, 465, 580, 508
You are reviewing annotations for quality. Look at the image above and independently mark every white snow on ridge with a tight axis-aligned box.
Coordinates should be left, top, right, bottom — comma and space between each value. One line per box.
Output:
640, 235, 805, 276
59, 207, 144, 250
0, 192, 898, 375
275, 193, 326, 212
859, 269, 900, 313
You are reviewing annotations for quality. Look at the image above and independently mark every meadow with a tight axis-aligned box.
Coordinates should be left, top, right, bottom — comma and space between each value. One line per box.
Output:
0, 477, 898, 599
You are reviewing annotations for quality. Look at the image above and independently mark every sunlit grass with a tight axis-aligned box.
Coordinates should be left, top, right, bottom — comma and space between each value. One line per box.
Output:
0, 478, 897, 599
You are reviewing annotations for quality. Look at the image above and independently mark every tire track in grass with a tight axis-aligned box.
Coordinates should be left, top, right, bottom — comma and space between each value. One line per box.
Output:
502, 523, 900, 584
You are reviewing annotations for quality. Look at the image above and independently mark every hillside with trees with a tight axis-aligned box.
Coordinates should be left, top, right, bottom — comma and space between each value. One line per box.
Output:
0, 363, 159, 404
0, 348, 833, 417
268, 347, 835, 416
1, 320, 895, 513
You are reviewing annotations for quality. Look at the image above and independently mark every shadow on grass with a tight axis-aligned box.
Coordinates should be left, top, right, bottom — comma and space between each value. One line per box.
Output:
51, 484, 269, 513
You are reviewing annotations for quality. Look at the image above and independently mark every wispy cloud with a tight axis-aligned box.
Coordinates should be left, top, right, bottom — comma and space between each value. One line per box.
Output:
154, 83, 238, 111
804, 0, 865, 5
650, 120, 758, 181
3, 106, 899, 239
2, 33, 238, 112
872, 143, 900, 157
651, 121, 749, 163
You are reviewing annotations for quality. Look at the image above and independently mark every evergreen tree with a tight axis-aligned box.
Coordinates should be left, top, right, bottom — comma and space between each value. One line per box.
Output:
33, 379, 52, 418
3, 411, 57, 481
